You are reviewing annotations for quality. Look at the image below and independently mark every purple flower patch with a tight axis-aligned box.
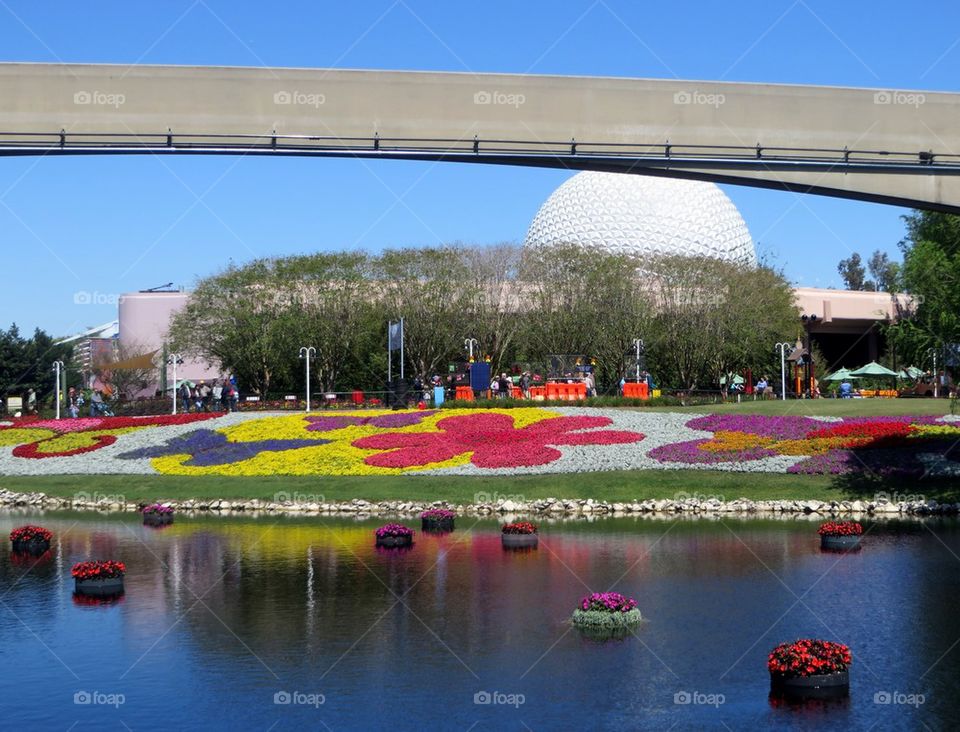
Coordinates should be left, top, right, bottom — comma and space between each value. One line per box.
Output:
685, 414, 827, 440
305, 411, 437, 432
648, 438, 778, 465
118, 429, 326, 467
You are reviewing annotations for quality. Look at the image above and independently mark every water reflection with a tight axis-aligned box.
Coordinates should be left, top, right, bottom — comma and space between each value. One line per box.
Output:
0, 511, 956, 730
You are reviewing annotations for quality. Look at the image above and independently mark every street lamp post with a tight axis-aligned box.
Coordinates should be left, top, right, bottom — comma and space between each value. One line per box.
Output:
633, 338, 644, 382
775, 342, 792, 401
52, 360, 65, 419
464, 338, 478, 361
928, 346, 939, 398
167, 353, 184, 415
299, 347, 316, 412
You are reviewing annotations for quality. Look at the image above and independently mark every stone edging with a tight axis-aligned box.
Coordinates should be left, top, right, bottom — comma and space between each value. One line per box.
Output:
1, 489, 957, 518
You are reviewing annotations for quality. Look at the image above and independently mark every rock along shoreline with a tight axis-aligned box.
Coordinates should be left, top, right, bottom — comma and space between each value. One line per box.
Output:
1, 488, 957, 519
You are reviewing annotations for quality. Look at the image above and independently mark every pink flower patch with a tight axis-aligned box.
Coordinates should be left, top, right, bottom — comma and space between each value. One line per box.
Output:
352, 413, 644, 469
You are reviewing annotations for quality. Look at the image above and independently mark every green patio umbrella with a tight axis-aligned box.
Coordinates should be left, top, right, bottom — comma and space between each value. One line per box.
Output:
823, 368, 860, 381
899, 365, 924, 379
850, 362, 899, 378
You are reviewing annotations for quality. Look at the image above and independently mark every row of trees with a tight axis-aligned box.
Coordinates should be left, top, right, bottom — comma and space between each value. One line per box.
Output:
885, 211, 960, 369
0, 325, 73, 408
169, 244, 801, 396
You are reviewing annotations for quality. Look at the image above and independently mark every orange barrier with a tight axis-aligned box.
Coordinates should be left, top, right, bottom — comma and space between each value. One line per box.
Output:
454, 386, 474, 401
623, 382, 650, 399
530, 386, 546, 401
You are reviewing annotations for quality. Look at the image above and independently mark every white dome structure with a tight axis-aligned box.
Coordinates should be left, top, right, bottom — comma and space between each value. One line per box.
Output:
524, 171, 756, 266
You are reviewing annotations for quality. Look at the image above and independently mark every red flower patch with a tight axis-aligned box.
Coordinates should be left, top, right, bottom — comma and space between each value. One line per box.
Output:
13, 433, 118, 459
352, 413, 644, 469
806, 421, 914, 448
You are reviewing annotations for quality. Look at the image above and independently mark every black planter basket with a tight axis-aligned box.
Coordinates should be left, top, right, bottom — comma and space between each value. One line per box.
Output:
376, 534, 413, 548
11, 538, 51, 555
820, 535, 861, 551
771, 671, 849, 700
421, 517, 455, 533
502, 533, 539, 549
74, 576, 125, 597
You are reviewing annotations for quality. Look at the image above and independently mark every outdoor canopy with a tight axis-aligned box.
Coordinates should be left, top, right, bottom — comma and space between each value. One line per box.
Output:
822, 367, 860, 381
850, 361, 899, 378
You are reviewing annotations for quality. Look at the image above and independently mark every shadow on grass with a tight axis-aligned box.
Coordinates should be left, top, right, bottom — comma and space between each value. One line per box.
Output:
828, 470, 960, 504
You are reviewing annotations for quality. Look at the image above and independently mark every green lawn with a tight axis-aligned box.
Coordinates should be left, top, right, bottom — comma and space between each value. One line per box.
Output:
5, 471, 959, 505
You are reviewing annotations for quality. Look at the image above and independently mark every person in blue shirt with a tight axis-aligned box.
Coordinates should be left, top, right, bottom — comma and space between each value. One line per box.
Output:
839, 379, 853, 398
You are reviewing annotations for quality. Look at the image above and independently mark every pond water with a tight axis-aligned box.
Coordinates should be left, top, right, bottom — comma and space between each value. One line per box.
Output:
1, 510, 958, 731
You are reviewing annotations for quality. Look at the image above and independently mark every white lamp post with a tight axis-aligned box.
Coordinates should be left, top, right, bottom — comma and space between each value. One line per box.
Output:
775, 342, 792, 401
633, 338, 644, 382
299, 347, 316, 412
928, 346, 939, 398
52, 360, 65, 419
464, 338, 478, 361
167, 353, 184, 414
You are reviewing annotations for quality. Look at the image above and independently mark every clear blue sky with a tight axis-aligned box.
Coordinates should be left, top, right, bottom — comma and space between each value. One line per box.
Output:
2, 0, 958, 336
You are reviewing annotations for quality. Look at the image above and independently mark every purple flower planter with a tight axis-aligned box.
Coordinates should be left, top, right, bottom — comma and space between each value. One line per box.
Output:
376, 534, 413, 548
143, 513, 174, 526
421, 516, 455, 533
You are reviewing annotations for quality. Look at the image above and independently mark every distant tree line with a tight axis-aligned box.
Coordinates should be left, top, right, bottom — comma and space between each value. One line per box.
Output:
169, 244, 800, 395
0, 324, 73, 410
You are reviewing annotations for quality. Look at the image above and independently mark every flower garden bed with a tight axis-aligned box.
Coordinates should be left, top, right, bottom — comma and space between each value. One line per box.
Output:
10, 525, 52, 554
818, 521, 863, 551
1, 408, 958, 477
72, 560, 126, 596
501, 521, 539, 548
375, 524, 414, 548
420, 509, 455, 532
571, 592, 642, 629
768, 639, 851, 699
142, 504, 174, 526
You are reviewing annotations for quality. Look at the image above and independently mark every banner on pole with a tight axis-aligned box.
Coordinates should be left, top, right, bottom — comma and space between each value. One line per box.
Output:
388, 321, 403, 352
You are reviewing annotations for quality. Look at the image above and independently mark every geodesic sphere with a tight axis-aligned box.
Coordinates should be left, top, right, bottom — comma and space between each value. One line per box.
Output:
524, 171, 756, 266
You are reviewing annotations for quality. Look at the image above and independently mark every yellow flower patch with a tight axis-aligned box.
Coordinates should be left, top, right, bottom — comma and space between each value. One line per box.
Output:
31, 427, 142, 454
0, 428, 55, 446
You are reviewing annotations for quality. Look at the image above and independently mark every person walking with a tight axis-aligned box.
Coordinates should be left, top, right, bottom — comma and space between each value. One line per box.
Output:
178, 381, 191, 413
212, 381, 223, 412
498, 373, 511, 400
519, 371, 531, 400
67, 387, 79, 418
26, 388, 37, 415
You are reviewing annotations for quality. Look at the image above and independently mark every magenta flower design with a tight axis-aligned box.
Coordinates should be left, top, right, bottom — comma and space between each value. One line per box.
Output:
352, 413, 644, 469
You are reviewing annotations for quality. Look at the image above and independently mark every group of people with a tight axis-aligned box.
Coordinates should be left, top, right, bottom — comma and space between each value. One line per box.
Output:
178, 378, 239, 413
65, 387, 112, 418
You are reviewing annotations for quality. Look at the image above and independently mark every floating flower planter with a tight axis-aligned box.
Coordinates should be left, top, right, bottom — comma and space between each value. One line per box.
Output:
375, 524, 414, 548
571, 592, 642, 630
501, 521, 539, 549
72, 560, 126, 597
9, 525, 52, 555
142, 504, 174, 526
420, 509, 455, 532
818, 521, 863, 551
769, 639, 851, 699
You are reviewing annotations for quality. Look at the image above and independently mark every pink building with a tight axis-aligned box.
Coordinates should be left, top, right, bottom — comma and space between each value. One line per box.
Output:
118, 291, 223, 395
